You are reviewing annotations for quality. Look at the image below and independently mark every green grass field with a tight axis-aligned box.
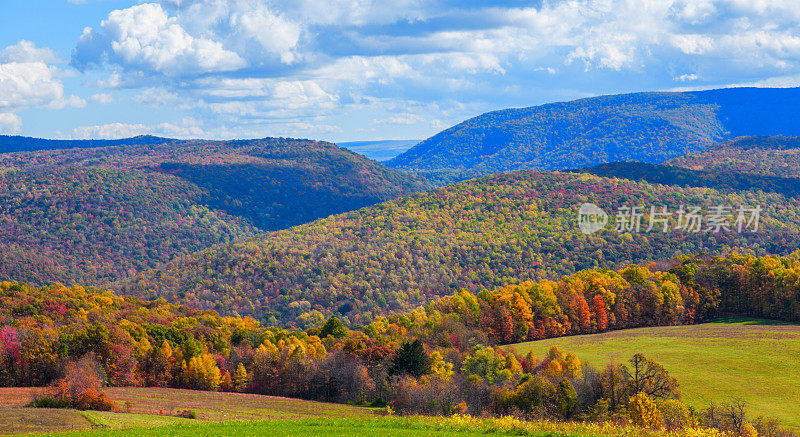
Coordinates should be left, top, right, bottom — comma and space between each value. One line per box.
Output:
508, 318, 800, 428
28, 415, 712, 437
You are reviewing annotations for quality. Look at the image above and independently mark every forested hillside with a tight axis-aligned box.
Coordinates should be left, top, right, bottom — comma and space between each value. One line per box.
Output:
575, 161, 800, 198
0, 137, 426, 286
2, 253, 798, 432
0, 135, 182, 154
388, 88, 800, 185
119, 171, 800, 326
668, 135, 800, 178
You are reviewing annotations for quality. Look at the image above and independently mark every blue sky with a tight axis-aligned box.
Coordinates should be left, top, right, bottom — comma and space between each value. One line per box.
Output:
2, 0, 800, 142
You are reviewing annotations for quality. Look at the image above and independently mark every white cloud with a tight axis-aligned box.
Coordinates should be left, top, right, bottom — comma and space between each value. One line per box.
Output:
226, 2, 302, 64
315, 56, 414, 84
53, 0, 800, 140
72, 122, 149, 139
674, 73, 699, 82
0, 61, 83, 111
193, 77, 338, 117
72, 118, 207, 139
0, 40, 59, 64
99, 3, 246, 76
90, 93, 113, 104
375, 113, 424, 126
0, 113, 22, 134
133, 87, 181, 106
670, 34, 715, 55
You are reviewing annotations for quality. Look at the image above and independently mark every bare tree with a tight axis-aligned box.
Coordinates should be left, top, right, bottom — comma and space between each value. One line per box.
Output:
621, 353, 680, 399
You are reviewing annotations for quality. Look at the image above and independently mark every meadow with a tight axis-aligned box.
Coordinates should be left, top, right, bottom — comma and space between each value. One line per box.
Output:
0, 387, 376, 435
21, 413, 721, 437
509, 318, 800, 428
0, 387, 719, 437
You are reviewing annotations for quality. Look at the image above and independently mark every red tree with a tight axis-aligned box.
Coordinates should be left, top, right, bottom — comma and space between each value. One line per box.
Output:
570, 294, 592, 334
593, 295, 608, 331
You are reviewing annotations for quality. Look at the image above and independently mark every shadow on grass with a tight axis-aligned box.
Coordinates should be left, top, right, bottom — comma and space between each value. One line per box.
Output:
709, 316, 796, 326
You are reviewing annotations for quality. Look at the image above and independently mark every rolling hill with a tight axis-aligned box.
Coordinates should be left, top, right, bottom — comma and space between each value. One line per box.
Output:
509, 319, 800, 428
119, 170, 800, 326
574, 161, 800, 198
387, 87, 800, 185
0, 137, 426, 286
0, 134, 184, 154
668, 135, 800, 178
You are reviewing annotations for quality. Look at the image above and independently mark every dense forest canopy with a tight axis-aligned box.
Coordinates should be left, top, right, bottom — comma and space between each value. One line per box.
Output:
0, 137, 426, 286
575, 161, 800, 198
668, 135, 800, 179
0, 135, 182, 154
119, 170, 800, 326
388, 88, 800, 185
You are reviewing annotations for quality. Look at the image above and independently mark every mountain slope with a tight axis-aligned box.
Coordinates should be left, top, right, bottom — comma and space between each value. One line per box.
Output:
575, 161, 800, 198
119, 170, 800, 326
0, 134, 182, 153
0, 137, 427, 286
388, 87, 800, 184
667, 135, 800, 178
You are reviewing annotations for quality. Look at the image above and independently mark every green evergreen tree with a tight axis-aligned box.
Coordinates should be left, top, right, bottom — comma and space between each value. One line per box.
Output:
558, 378, 578, 419
390, 339, 431, 377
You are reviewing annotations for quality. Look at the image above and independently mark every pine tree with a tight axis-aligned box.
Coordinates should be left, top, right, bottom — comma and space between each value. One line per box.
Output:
390, 339, 430, 377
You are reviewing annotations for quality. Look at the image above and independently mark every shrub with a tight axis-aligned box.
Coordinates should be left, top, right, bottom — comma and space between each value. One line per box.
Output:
29, 354, 119, 412
627, 392, 664, 429
659, 399, 695, 430
177, 410, 197, 419
75, 389, 116, 411
26, 394, 70, 409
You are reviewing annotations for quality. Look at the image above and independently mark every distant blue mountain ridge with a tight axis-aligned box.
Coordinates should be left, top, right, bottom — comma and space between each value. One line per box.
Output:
386, 87, 800, 185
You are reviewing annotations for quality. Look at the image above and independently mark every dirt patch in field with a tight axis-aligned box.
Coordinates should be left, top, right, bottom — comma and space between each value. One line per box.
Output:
0, 388, 42, 408
0, 407, 91, 435
103, 387, 376, 421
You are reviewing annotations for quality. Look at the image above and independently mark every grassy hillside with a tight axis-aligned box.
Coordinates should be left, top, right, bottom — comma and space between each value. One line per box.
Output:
20, 415, 718, 436
509, 319, 800, 427
668, 135, 800, 178
0, 137, 426, 286
387, 88, 800, 185
0, 387, 376, 435
119, 170, 800, 325
0, 390, 715, 437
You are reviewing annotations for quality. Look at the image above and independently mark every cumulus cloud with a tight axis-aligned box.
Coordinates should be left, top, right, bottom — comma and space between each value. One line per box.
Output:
0, 113, 22, 134
51, 0, 800, 140
71, 118, 206, 139
90, 93, 113, 104
0, 59, 83, 111
675, 73, 699, 82
0, 40, 59, 64
103, 3, 246, 76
